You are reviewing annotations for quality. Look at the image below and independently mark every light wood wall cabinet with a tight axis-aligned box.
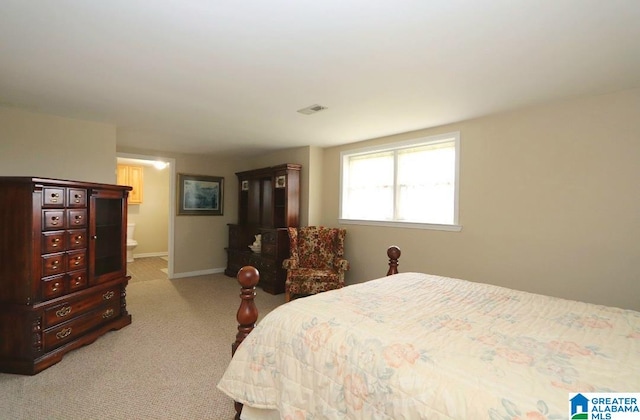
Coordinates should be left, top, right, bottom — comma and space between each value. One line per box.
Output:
225, 163, 301, 294
0, 177, 132, 375
117, 164, 143, 204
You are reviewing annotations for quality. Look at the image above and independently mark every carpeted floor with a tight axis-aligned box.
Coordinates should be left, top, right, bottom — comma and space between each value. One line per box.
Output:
127, 256, 169, 283
0, 258, 285, 419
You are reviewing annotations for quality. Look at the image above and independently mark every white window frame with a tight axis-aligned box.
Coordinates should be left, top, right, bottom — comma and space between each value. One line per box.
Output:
339, 132, 461, 231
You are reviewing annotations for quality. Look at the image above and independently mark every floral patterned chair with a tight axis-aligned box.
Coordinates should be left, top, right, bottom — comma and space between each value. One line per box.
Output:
282, 226, 349, 302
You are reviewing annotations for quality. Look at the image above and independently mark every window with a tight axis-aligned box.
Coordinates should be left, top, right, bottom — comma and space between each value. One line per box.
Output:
340, 132, 461, 231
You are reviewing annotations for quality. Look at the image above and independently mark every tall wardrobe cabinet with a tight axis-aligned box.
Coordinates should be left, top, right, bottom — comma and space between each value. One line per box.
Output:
0, 177, 132, 375
225, 164, 301, 294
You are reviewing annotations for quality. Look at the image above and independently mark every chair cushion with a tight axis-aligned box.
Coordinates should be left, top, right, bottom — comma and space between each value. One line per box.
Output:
285, 268, 344, 295
286, 268, 341, 284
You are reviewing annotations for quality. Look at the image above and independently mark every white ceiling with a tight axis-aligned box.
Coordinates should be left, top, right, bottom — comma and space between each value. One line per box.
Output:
2, 1, 639, 157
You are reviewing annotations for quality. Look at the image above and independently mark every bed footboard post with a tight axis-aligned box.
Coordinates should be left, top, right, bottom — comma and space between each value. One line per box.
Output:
233, 266, 260, 355
386, 246, 401, 275
232, 266, 260, 420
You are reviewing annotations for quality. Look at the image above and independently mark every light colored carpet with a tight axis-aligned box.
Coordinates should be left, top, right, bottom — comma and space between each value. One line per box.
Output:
0, 263, 284, 419
127, 256, 169, 284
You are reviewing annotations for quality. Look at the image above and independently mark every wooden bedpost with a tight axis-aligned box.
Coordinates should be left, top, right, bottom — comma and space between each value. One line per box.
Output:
232, 266, 259, 420
386, 245, 401, 276
233, 266, 259, 355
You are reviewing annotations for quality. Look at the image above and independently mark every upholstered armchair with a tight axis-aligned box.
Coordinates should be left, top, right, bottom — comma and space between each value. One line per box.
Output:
282, 226, 349, 302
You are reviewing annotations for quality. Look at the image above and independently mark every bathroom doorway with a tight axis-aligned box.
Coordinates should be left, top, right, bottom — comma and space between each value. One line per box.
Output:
116, 153, 176, 278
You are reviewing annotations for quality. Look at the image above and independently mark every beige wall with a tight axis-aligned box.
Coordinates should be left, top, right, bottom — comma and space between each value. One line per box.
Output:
126, 164, 170, 257
0, 107, 116, 183
173, 154, 240, 274
117, 145, 241, 275
321, 88, 640, 310
5, 90, 639, 310
307, 146, 324, 226
116, 144, 315, 277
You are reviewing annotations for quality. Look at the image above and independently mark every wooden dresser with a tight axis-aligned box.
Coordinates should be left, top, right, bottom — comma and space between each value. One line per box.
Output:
0, 177, 132, 375
225, 164, 300, 294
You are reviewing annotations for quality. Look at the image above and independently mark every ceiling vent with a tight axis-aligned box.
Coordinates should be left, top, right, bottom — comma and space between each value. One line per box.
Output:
297, 104, 328, 115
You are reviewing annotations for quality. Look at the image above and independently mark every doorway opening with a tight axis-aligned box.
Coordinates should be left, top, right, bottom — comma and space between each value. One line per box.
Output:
116, 153, 176, 279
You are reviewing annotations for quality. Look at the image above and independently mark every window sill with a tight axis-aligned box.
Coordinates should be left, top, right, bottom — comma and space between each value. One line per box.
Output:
338, 219, 462, 232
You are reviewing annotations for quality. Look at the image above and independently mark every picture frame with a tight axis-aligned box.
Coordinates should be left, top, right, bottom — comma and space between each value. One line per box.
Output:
275, 175, 286, 189
177, 173, 224, 215
241, 180, 249, 191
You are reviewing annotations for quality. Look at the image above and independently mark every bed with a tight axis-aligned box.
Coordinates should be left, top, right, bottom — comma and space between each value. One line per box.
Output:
218, 246, 640, 419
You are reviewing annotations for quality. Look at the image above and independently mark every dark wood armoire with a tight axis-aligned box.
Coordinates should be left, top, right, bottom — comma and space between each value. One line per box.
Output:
224, 164, 301, 294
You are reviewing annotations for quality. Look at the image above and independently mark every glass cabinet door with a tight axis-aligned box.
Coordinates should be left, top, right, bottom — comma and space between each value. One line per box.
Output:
89, 189, 127, 284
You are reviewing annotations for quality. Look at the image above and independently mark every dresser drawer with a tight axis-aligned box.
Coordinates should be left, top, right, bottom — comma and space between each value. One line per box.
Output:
43, 303, 121, 352
67, 188, 87, 207
43, 285, 121, 328
42, 210, 65, 230
67, 209, 87, 228
67, 250, 86, 271
42, 275, 66, 300
68, 269, 88, 292
42, 231, 65, 254
67, 229, 87, 250
42, 187, 65, 207
42, 253, 66, 277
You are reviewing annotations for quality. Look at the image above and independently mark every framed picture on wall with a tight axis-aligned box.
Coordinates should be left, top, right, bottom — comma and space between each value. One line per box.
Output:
177, 173, 224, 215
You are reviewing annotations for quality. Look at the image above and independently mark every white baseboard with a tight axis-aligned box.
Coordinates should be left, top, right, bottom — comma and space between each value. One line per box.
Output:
170, 267, 226, 279
133, 252, 169, 259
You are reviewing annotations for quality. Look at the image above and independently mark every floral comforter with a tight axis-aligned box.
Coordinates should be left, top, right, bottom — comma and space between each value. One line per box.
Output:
217, 272, 640, 419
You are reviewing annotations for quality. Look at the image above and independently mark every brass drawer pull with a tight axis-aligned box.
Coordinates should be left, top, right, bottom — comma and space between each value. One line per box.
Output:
74, 235, 82, 243
51, 216, 60, 225
56, 328, 72, 339
52, 238, 60, 247
74, 215, 83, 224
103, 291, 115, 300
73, 277, 83, 285
51, 282, 61, 292
56, 306, 72, 318
74, 194, 82, 203
51, 193, 59, 203
102, 309, 115, 319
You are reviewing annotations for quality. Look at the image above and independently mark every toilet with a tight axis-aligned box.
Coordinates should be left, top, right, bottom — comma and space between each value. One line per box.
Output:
126, 222, 138, 263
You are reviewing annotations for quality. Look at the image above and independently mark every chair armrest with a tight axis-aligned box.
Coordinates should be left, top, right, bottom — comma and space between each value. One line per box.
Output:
282, 258, 298, 270
334, 258, 350, 272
